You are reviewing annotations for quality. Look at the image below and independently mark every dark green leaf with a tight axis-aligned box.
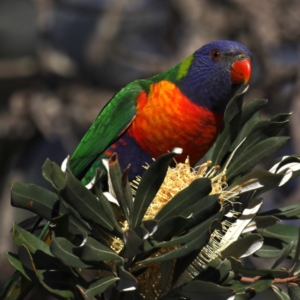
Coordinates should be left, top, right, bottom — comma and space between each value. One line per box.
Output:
95, 189, 123, 236
109, 154, 131, 223
179, 280, 235, 300
122, 164, 134, 220
161, 260, 173, 293
224, 88, 247, 124
230, 99, 268, 151
12, 223, 52, 256
234, 292, 253, 300
235, 267, 288, 278
211, 89, 245, 166
227, 137, 289, 181
257, 223, 299, 245
270, 112, 291, 122
50, 237, 92, 268
288, 285, 300, 300
255, 243, 289, 258
11, 182, 65, 221
18, 244, 76, 299
77, 276, 118, 300
5, 252, 31, 281
117, 264, 138, 291
132, 150, 180, 228
140, 211, 224, 263
253, 216, 279, 229
227, 169, 284, 195
271, 241, 294, 269
271, 286, 290, 300
11, 182, 108, 235
259, 203, 300, 220
221, 234, 263, 258
229, 276, 274, 293
196, 259, 231, 284
122, 229, 144, 257
172, 250, 200, 285
80, 236, 122, 262
52, 213, 70, 238
154, 178, 211, 221
61, 172, 114, 231
42, 159, 66, 190
153, 215, 193, 242
156, 210, 224, 249
291, 229, 300, 273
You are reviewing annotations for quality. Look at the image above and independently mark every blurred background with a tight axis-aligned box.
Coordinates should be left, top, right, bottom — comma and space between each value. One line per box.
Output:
0, 0, 299, 298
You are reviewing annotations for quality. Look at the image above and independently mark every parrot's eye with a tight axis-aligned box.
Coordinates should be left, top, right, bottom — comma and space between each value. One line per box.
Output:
211, 50, 220, 61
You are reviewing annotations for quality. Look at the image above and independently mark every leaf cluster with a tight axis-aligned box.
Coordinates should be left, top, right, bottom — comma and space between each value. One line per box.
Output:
3, 89, 300, 300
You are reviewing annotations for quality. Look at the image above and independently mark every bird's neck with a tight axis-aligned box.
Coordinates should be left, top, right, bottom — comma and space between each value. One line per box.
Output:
156, 56, 242, 113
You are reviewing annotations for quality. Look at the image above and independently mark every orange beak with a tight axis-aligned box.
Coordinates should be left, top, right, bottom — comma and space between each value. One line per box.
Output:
230, 58, 252, 85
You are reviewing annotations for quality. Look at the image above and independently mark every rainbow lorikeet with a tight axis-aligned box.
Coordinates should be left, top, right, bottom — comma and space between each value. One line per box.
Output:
69, 40, 252, 183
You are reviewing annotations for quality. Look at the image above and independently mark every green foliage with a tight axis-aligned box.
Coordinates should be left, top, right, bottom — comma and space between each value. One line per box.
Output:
2, 89, 300, 300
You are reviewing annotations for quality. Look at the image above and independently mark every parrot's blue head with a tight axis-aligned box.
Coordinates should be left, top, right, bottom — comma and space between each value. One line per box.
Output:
180, 40, 252, 112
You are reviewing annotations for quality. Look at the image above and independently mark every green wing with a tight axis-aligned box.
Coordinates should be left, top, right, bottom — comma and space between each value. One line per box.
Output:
69, 79, 149, 179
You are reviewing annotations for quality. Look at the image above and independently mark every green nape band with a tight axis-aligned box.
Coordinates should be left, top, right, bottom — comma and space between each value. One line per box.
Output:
176, 54, 194, 80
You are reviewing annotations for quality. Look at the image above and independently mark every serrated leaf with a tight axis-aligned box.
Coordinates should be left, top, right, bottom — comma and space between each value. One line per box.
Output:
179, 280, 235, 300
154, 177, 211, 222
227, 136, 289, 181
77, 276, 118, 300
132, 150, 180, 228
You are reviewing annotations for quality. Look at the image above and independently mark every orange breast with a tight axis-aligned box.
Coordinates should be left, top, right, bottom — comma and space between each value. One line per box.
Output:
128, 80, 223, 166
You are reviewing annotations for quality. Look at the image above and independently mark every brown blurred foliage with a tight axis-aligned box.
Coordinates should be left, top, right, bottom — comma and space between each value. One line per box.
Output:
0, 1, 299, 298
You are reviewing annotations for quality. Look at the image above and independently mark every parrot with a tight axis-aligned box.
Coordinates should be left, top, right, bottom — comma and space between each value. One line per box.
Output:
69, 40, 252, 184
0, 40, 252, 299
